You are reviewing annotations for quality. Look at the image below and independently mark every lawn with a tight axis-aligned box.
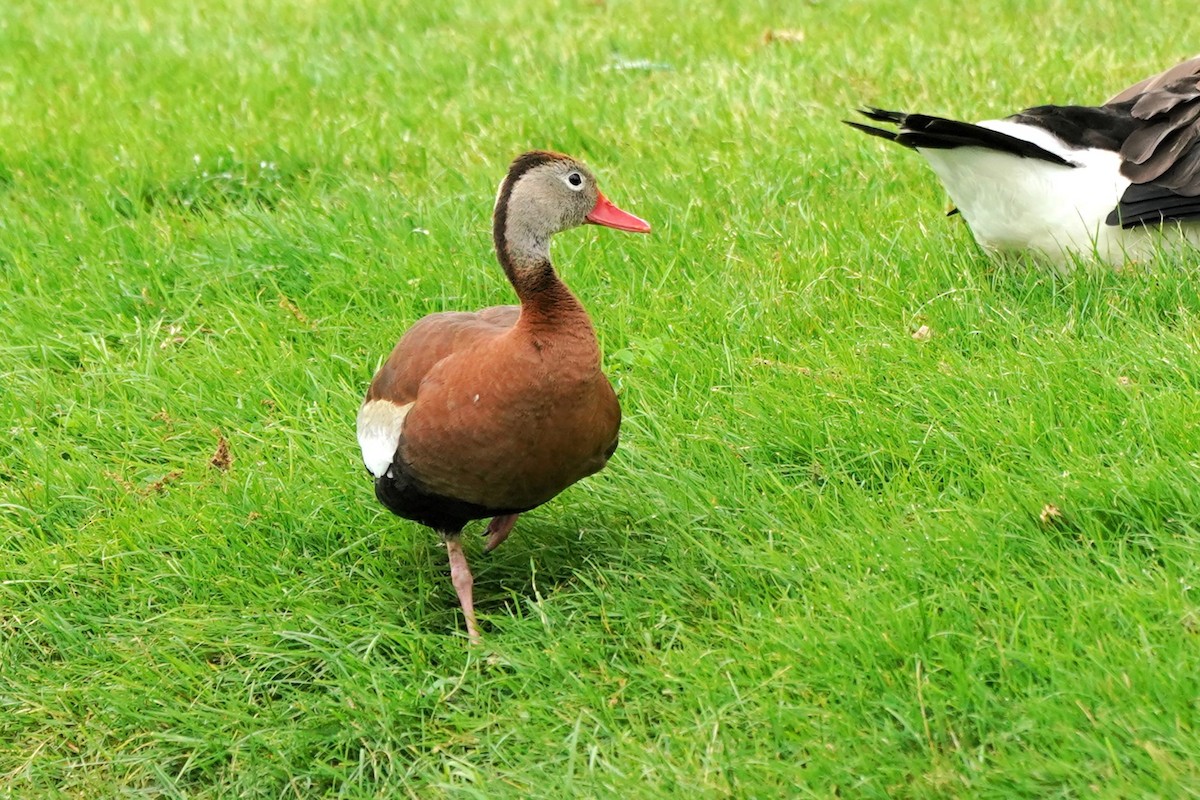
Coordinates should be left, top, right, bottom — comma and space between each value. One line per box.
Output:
2, 0, 1200, 796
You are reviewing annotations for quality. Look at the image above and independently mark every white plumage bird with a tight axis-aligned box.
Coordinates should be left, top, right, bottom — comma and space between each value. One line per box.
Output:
847, 56, 1200, 265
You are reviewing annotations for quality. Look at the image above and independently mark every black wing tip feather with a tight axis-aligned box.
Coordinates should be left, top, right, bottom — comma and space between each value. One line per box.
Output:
847, 105, 1078, 167
1109, 181, 1200, 228
1108, 199, 1200, 229
857, 107, 907, 124
843, 119, 900, 142
845, 107, 909, 145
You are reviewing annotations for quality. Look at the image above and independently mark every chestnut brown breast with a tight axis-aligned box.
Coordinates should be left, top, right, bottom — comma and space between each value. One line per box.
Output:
372, 301, 620, 513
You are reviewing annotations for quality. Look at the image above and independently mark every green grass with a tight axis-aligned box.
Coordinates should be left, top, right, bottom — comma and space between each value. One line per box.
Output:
3, 0, 1200, 796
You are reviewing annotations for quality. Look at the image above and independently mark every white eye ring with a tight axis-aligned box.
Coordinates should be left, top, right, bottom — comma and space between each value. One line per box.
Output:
565, 171, 584, 191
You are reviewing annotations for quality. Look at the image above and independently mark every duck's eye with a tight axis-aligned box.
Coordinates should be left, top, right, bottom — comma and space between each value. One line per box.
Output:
566, 172, 584, 190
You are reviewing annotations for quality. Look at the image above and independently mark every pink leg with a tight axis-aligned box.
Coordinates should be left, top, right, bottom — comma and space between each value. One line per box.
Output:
445, 536, 480, 644
483, 513, 520, 553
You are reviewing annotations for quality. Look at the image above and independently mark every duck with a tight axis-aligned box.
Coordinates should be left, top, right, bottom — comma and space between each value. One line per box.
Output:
357, 151, 650, 644
846, 55, 1200, 265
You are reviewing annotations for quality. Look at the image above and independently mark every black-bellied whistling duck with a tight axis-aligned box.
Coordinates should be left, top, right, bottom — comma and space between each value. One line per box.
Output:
845, 55, 1200, 265
357, 151, 650, 644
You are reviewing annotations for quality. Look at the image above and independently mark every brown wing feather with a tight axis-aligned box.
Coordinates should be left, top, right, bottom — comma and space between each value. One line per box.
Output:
1101, 57, 1200, 219
1119, 77, 1200, 197
364, 305, 520, 405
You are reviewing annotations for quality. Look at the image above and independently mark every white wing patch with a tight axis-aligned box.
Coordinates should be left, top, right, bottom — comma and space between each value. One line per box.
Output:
357, 399, 413, 478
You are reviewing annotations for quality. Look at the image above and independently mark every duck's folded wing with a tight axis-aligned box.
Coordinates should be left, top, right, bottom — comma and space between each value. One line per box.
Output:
358, 306, 519, 477
365, 306, 520, 405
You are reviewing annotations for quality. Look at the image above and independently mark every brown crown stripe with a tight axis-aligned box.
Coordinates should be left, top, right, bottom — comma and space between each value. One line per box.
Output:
491, 150, 571, 280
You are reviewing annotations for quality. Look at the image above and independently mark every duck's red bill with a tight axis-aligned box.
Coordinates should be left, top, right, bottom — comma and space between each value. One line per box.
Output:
586, 192, 651, 233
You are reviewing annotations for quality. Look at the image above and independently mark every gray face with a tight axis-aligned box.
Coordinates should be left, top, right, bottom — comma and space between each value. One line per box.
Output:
504, 158, 600, 243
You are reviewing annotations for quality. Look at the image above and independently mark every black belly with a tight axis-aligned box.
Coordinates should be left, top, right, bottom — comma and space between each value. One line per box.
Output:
373, 458, 533, 534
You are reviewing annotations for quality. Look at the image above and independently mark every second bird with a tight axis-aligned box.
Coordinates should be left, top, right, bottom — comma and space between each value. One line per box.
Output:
847, 56, 1200, 265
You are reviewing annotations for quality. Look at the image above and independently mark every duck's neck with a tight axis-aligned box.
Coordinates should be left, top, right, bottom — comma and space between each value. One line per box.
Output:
494, 215, 588, 327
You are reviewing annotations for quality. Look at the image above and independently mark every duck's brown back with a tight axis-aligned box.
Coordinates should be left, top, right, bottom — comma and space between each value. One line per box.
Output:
365, 305, 521, 406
